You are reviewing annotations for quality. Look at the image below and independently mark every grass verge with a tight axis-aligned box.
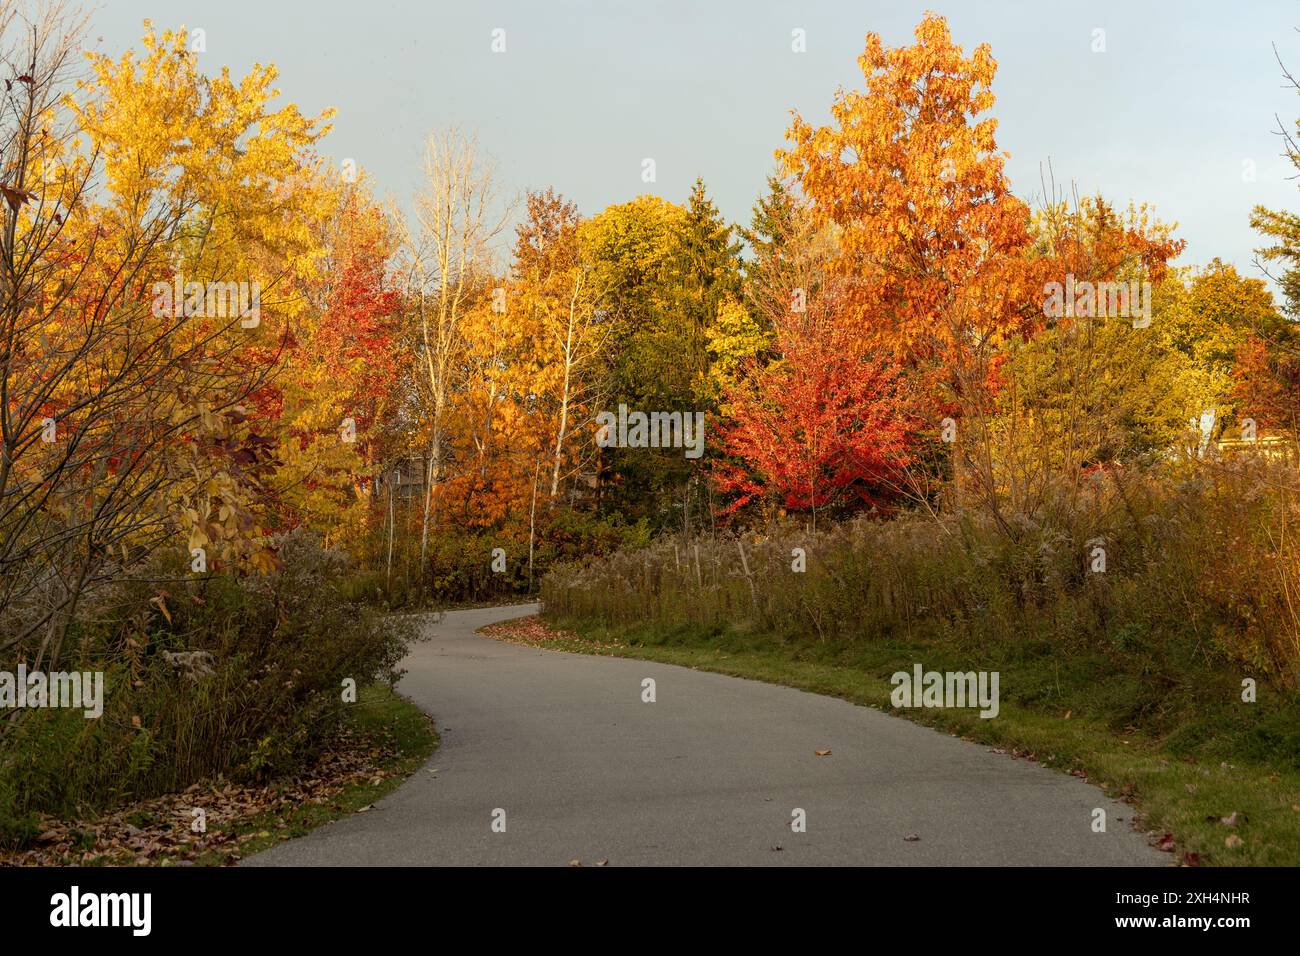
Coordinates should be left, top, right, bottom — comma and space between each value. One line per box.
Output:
480, 614, 1300, 867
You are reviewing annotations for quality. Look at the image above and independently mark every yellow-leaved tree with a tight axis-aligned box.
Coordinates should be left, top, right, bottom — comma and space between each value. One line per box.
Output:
1, 17, 333, 664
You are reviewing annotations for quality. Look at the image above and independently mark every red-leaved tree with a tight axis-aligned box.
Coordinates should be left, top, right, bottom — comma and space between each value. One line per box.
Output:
714, 284, 918, 526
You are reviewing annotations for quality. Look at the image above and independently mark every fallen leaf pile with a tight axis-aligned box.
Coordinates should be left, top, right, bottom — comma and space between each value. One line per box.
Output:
479, 615, 624, 649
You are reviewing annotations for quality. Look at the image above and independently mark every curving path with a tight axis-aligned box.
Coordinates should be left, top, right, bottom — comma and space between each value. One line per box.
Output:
246, 604, 1166, 867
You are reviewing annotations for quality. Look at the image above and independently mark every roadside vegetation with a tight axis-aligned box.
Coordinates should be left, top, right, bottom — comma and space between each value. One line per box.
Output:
0, 531, 421, 851
2, 683, 435, 865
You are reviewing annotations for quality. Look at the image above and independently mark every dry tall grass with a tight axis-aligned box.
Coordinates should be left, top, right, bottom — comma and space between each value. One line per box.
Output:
544, 455, 1300, 684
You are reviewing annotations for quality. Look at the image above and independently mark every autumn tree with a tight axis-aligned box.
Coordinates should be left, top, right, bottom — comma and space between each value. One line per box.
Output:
1233, 334, 1300, 438
957, 196, 1186, 532
715, 281, 916, 528
737, 173, 831, 332
1, 16, 331, 662
1153, 259, 1286, 430
1251, 46, 1300, 318
708, 173, 832, 408
1232, 49, 1300, 440
265, 179, 404, 545
400, 128, 508, 573
778, 15, 1192, 532
509, 189, 606, 501
779, 12, 1040, 394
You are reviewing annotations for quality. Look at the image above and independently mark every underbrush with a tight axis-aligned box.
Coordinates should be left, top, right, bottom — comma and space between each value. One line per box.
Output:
344, 506, 652, 608
544, 458, 1300, 690
0, 530, 420, 848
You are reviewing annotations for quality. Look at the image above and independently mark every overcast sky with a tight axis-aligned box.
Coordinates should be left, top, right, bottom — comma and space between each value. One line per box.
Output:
90, 0, 1300, 284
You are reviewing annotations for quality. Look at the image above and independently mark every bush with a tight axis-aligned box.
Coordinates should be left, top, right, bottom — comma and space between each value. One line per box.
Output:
345, 506, 653, 608
0, 530, 419, 847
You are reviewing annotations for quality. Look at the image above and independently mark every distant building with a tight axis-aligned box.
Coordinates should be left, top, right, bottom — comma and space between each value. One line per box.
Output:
1217, 434, 1294, 460
369, 456, 427, 500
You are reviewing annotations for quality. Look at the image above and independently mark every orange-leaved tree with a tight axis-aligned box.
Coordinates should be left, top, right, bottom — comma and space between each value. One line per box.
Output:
779, 12, 1040, 399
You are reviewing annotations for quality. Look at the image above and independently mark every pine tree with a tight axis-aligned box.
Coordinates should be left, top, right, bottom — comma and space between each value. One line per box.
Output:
677, 178, 743, 403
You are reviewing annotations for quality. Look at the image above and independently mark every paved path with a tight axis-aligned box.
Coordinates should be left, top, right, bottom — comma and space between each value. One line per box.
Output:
247, 605, 1166, 867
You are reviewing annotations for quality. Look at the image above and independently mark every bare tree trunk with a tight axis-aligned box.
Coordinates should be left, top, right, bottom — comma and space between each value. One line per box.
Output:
550, 274, 583, 499
528, 459, 540, 590
387, 469, 395, 589
421, 436, 437, 568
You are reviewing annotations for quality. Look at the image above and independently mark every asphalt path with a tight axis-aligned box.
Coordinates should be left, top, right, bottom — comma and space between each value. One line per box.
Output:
246, 604, 1165, 867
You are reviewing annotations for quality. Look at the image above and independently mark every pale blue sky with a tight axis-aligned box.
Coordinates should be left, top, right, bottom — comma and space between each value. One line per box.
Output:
92, 0, 1300, 283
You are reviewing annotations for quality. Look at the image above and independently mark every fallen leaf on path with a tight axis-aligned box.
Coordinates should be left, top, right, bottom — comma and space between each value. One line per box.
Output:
814, 749, 831, 757
903, 833, 920, 842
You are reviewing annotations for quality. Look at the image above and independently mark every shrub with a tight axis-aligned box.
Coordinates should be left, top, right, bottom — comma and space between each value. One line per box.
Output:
0, 530, 419, 847
346, 506, 653, 608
